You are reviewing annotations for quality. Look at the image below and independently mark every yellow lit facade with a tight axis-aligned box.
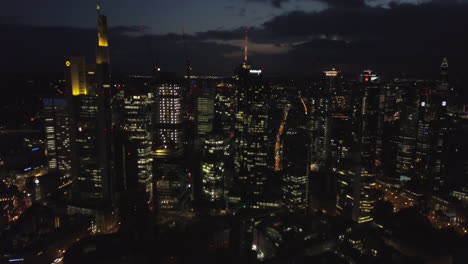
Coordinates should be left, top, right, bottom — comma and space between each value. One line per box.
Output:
98, 36, 108, 47
68, 57, 88, 96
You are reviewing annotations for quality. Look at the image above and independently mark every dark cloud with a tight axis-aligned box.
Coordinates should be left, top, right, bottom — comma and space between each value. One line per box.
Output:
194, 28, 245, 41
0, 24, 239, 76
1, 1, 468, 78
0, 16, 23, 25
198, 1, 468, 75
239, 7, 247, 16
317, 0, 366, 8
260, 1, 468, 74
247, 0, 291, 8
247, 0, 366, 9
110, 25, 150, 35
271, 0, 291, 8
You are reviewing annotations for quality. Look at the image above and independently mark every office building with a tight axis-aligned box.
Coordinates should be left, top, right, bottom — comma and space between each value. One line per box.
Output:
64, 10, 117, 234
43, 98, 72, 188
234, 44, 269, 208
201, 135, 227, 207
123, 94, 153, 197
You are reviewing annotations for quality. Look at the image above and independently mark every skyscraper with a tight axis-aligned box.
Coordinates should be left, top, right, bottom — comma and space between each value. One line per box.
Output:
67, 56, 105, 202
336, 70, 382, 224
65, 8, 117, 233
308, 70, 336, 211
213, 82, 235, 137
201, 135, 227, 208
153, 83, 183, 156
440, 57, 449, 85
414, 82, 452, 192
281, 97, 310, 212
123, 94, 153, 197
68, 12, 113, 204
43, 98, 72, 188
153, 81, 186, 211
233, 35, 269, 208
395, 80, 420, 182
194, 79, 215, 138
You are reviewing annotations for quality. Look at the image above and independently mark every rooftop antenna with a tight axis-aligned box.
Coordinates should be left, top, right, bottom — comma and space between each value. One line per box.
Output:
441, 57, 448, 68
148, 36, 160, 77
244, 29, 248, 63
97, 0, 101, 15
134, 25, 159, 76
181, 26, 192, 78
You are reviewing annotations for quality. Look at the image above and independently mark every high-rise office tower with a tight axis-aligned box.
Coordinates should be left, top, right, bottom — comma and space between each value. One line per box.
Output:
440, 57, 449, 85
201, 135, 227, 208
214, 82, 235, 137
395, 81, 420, 182
123, 94, 153, 197
310, 70, 338, 168
196, 96, 214, 136
308, 70, 336, 209
153, 83, 183, 156
154, 163, 185, 210
324, 68, 342, 96
414, 82, 452, 192
234, 33, 269, 208
336, 70, 382, 224
68, 12, 113, 203
43, 98, 72, 188
65, 8, 117, 233
310, 96, 331, 166
194, 79, 215, 138
111, 76, 153, 236
66, 57, 103, 202
95, 13, 114, 200
328, 70, 353, 176
153, 81, 186, 210
281, 98, 310, 212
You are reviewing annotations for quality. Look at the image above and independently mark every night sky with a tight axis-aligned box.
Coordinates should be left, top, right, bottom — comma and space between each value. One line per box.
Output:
1, 0, 468, 77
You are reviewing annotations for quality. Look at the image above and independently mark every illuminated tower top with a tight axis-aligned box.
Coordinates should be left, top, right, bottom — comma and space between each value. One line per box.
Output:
240, 29, 255, 71
440, 57, 448, 83
441, 57, 448, 69
244, 29, 248, 63
96, 1, 109, 65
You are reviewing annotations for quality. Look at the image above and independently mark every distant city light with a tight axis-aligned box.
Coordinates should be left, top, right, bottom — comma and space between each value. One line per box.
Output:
324, 70, 339, 77
421, 102, 426, 107
249, 69, 262, 74
31, 148, 39, 151
8, 259, 24, 263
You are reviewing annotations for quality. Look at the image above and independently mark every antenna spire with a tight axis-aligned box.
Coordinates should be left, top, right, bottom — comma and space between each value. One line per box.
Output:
244, 29, 248, 63
441, 57, 448, 68
181, 26, 192, 78
97, 0, 101, 15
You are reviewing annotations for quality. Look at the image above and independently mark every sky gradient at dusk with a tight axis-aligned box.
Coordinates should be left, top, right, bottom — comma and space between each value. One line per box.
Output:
1, 0, 468, 76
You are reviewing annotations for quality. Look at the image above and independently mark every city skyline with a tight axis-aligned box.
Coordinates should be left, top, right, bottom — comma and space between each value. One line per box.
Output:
1, 1, 468, 263
1, 0, 468, 77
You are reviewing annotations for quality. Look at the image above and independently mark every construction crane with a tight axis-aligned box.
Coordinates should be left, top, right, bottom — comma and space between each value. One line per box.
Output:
181, 26, 192, 79
132, 25, 160, 76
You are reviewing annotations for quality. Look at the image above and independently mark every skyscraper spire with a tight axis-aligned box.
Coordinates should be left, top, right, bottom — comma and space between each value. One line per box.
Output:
244, 29, 248, 63
441, 57, 449, 83
97, 0, 101, 14
441, 57, 448, 69
96, 2, 109, 65
182, 26, 192, 78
